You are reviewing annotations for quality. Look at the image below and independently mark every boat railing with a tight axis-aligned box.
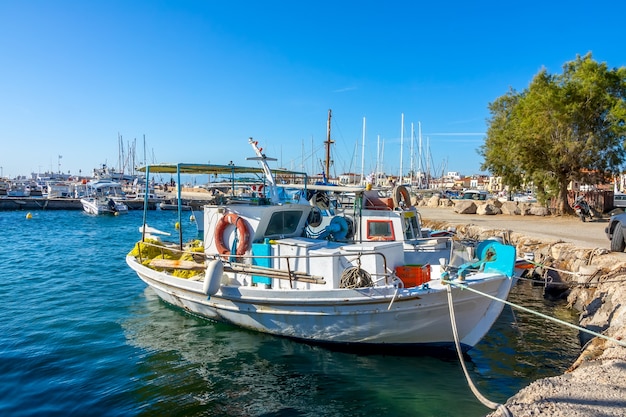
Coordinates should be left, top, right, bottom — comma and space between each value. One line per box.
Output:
237, 250, 394, 286
131, 239, 395, 287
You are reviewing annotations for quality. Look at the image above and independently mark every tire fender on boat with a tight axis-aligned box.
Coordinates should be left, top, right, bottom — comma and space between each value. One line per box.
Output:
203, 259, 224, 296
214, 213, 251, 256
392, 185, 411, 209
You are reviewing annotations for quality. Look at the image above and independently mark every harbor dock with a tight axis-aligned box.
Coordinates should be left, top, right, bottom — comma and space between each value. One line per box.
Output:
0, 197, 83, 211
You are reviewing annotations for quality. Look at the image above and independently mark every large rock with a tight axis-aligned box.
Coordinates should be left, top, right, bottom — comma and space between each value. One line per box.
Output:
486, 198, 503, 208
529, 206, 550, 216
453, 200, 477, 214
476, 203, 502, 215
427, 195, 440, 207
500, 201, 521, 215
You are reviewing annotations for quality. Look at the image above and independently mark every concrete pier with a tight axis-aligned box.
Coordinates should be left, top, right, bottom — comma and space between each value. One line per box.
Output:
0, 197, 83, 211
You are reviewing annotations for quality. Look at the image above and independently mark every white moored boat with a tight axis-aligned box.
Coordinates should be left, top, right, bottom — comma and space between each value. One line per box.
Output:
126, 138, 516, 352
80, 179, 129, 215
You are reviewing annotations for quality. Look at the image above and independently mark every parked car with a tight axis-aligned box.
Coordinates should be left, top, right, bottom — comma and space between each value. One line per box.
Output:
513, 193, 538, 203
614, 193, 626, 209
459, 190, 489, 201
605, 212, 626, 251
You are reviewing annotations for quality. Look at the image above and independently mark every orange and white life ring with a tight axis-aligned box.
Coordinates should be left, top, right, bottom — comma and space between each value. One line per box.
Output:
392, 185, 411, 209
214, 213, 251, 257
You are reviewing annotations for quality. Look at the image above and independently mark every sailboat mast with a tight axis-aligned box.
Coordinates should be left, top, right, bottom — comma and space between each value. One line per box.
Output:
418, 122, 423, 189
426, 136, 430, 188
360, 116, 366, 185
399, 113, 404, 184
324, 109, 333, 181
381, 137, 385, 186
376, 135, 380, 186
410, 122, 414, 187
143, 134, 147, 168
118, 133, 122, 175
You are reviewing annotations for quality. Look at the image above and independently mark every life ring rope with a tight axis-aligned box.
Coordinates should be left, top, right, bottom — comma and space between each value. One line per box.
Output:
214, 213, 251, 257
392, 185, 411, 209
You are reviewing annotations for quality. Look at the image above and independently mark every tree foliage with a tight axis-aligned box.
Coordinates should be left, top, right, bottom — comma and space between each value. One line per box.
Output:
480, 53, 626, 213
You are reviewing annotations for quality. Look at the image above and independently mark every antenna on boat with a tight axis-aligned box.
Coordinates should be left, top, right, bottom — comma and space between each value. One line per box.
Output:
247, 138, 279, 203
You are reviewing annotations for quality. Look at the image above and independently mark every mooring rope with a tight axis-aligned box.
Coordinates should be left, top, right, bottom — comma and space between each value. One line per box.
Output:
445, 279, 626, 348
445, 285, 512, 417
523, 259, 577, 276
521, 259, 626, 286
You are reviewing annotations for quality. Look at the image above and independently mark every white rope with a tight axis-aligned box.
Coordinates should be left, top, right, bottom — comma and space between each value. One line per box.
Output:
445, 279, 626, 348
445, 285, 513, 417
387, 287, 399, 311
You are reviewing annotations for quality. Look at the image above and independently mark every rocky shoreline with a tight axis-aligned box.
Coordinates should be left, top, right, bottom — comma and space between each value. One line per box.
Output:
418, 206, 626, 417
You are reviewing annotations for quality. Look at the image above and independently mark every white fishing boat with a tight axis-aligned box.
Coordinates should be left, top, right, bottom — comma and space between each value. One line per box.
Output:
80, 179, 129, 215
126, 139, 516, 352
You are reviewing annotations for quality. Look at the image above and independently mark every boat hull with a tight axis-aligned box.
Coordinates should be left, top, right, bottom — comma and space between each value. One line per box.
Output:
127, 256, 512, 351
80, 197, 129, 215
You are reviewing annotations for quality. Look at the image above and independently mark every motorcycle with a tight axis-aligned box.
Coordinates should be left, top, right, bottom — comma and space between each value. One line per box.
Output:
573, 196, 593, 222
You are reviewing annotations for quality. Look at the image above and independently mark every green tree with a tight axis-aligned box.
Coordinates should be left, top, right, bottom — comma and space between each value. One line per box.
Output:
480, 53, 626, 214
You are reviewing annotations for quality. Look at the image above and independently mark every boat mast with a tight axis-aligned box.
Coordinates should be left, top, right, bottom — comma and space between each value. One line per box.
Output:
324, 109, 333, 182
410, 122, 414, 188
360, 116, 366, 185
399, 113, 404, 185
418, 122, 422, 189
376, 135, 380, 186
426, 136, 430, 189
379, 135, 385, 185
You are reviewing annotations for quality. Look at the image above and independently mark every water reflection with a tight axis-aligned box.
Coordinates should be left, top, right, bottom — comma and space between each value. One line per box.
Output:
469, 280, 580, 399
123, 279, 580, 417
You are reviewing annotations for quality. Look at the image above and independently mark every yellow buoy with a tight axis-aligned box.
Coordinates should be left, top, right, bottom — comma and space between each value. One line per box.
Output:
175, 222, 180, 230
26, 212, 33, 219
190, 214, 196, 222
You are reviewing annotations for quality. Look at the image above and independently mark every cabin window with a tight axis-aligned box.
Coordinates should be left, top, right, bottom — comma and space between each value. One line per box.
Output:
403, 214, 420, 240
264, 210, 303, 237
307, 207, 323, 227
367, 220, 395, 241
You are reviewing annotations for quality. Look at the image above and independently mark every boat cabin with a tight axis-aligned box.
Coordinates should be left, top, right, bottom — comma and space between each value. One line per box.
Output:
86, 179, 126, 199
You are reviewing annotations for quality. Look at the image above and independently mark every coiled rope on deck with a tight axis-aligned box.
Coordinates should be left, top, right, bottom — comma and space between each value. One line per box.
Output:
445, 285, 512, 417
339, 266, 373, 289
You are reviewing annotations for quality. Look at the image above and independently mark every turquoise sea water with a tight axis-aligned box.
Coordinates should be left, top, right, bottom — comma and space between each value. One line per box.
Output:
0, 210, 581, 416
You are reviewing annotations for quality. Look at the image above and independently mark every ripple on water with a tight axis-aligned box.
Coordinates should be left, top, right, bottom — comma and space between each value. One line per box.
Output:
0, 210, 582, 417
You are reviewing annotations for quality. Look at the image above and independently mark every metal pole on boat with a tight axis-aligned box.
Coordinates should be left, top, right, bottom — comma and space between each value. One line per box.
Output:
176, 164, 183, 249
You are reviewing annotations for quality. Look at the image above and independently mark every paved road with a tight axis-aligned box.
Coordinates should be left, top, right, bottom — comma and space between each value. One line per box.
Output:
417, 206, 611, 250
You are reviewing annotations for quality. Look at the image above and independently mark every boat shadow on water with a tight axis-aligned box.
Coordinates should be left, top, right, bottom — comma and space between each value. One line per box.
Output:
121, 281, 580, 417
122, 288, 503, 416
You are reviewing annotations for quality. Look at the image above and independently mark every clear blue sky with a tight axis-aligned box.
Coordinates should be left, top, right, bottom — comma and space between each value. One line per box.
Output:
1, 1, 625, 180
